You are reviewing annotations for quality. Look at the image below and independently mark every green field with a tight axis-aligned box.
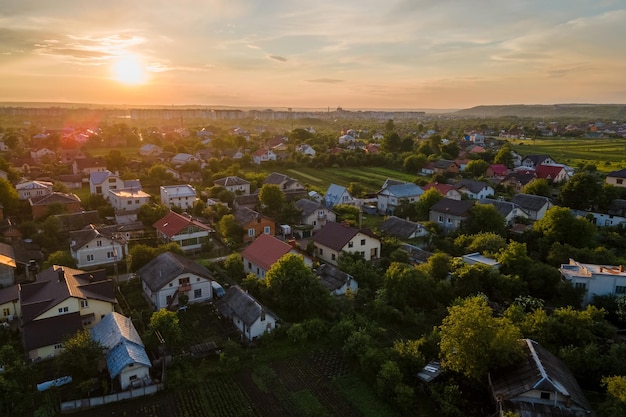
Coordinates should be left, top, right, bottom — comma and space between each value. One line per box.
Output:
508, 137, 626, 172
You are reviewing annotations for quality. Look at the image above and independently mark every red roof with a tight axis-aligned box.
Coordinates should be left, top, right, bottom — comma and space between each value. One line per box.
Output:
423, 182, 456, 195
153, 211, 213, 238
241, 234, 293, 271
535, 164, 565, 180
253, 148, 269, 157
490, 164, 509, 176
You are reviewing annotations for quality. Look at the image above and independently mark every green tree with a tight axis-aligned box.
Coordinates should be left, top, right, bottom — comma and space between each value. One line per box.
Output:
258, 184, 285, 218
334, 204, 361, 226
0, 345, 35, 416
415, 188, 443, 220
383, 262, 438, 311
347, 182, 364, 198
600, 376, 626, 417
43, 250, 77, 269
522, 178, 551, 197
137, 203, 170, 227
105, 149, 127, 173
0, 178, 19, 215
223, 253, 245, 282
559, 171, 602, 210
533, 206, 596, 248
493, 146, 514, 168
218, 214, 243, 245
403, 154, 427, 173
146, 308, 182, 352
56, 329, 104, 382
383, 132, 402, 153
462, 203, 507, 236
465, 160, 490, 178
439, 296, 523, 380
265, 254, 330, 321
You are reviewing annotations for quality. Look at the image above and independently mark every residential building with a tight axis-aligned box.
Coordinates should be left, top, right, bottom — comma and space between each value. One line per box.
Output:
90, 170, 136, 197
139, 251, 214, 310
69, 224, 127, 269
72, 156, 107, 175
160, 184, 198, 210
453, 179, 494, 200
29, 192, 82, 220
312, 221, 381, 265
263, 172, 305, 191
0, 242, 16, 287
489, 339, 594, 417
314, 263, 358, 296
324, 184, 354, 208
511, 194, 553, 221
30, 148, 56, 162
139, 143, 163, 157
294, 198, 337, 231
216, 285, 278, 342
213, 176, 251, 195
431, 159, 461, 175
108, 188, 151, 212
91, 312, 152, 390
423, 182, 463, 200
502, 173, 536, 193
56, 174, 83, 190
20, 266, 116, 360
379, 216, 429, 240
377, 181, 424, 214
462, 252, 501, 269
571, 209, 626, 227
535, 164, 570, 183
479, 198, 529, 226
606, 168, 626, 187
560, 258, 626, 305
15, 180, 53, 200
252, 148, 277, 164
0, 284, 19, 322
429, 198, 475, 231
152, 211, 214, 252
520, 154, 557, 168
233, 207, 275, 243
295, 144, 316, 157
241, 234, 313, 279
171, 153, 198, 166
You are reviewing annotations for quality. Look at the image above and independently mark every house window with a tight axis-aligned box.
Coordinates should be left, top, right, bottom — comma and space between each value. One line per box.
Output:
260, 311, 266, 321
107, 251, 115, 259
348, 241, 353, 248
129, 375, 137, 381
194, 288, 202, 298
618, 179, 624, 185
540, 392, 551, 400
87, 254, 94, 262
248, 228, 255, 237
81, 300, 88, 308
263, 226, 271, 234
332, 254, 336, 261
58, 306, 69, 314
96, 186, 102, 194
108, 178, 116, 183
447, 218, 452, 223
616, 285, 626, 294
166, 295, 172, 305
360, 251, 365, 257
319, 248, 323, 255
169, 283, 173, 287
179, 277, 190, 285
438, 215, 444, 223
127, 200, 132, 205
96, 240, 102, 247
248, 262, 252, 269
575, 282, 587, 290
2, 308, 9, 316
54, 344, 64, 350
360, 239, 366, 246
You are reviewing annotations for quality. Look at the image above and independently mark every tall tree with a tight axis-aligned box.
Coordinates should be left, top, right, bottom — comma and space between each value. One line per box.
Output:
56, 329, 104, 382
533, 206, 596, 248
522, 178, 551, 197
218, 214, 243, 245
559, 172, 602, 210
258, 184, 285, 218
415, 188, 443, 220
465, 160, 490, 178
0, 178, 19, 215
146, 308, 182, 352
462, 203, 507, 236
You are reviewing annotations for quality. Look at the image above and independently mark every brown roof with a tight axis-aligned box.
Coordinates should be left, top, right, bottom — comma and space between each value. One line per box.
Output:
430, 198, 475, 217
29, 192, 81, 207
312, 221, 376, 251
153, 211, 214, 238
22, 312, 83, 352
241, 234, 293, 271
233, 207, 270, 226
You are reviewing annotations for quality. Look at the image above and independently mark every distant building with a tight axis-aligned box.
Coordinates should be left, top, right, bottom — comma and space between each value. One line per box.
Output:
160, 184, 198, 210
560, 258, 626, 305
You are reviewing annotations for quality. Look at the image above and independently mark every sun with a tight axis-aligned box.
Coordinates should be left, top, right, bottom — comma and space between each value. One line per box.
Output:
111, 54, 147, 85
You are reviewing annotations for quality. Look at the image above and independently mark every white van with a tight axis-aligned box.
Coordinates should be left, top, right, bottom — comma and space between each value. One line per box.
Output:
211, 281, 225, 298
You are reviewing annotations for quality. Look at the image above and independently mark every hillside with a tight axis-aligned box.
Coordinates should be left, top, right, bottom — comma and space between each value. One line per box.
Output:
453, 104, 626, 120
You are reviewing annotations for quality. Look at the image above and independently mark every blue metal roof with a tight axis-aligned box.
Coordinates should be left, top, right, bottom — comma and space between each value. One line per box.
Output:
384, 183, 424, 198
106, 340, 151, 379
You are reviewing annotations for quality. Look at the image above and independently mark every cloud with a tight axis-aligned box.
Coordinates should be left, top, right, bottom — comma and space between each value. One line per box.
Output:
267, 55, 287, 62
307, 78, 344, 84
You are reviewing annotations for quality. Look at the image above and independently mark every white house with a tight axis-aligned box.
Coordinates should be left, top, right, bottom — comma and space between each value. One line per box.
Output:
70, 225, 127, 269
30, 148, 56, 162
315, 263, 358, 296
453, 179, 494, 200
90, 312, 152, 390
108, 188, 151, 212
152, 211, 214, 252
511, 194, 553, 221
213, 176, 251, 195
377, 181, 424, 214
324, 184, 354, 208
252, 148, 277, 164
294, 198, 337, 231
217, 286, 278, 342
171, 153, 198, 166
139, 251, 214, 310
560, 258, 626, 305
312, 221, 381, 265
241, 234, 313, 279
160, 184, 198, 210
139, 144, 163, 157
16, 180, 53, 201
295, 144, 316, 157
90, 171, 141, 197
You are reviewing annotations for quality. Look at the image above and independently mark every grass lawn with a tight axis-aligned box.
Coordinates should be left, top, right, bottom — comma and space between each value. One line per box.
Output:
508, 137, 626, 172
333, 374, 403, 417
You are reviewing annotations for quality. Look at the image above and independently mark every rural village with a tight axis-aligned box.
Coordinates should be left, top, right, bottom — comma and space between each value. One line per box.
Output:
1, 105, 626, 416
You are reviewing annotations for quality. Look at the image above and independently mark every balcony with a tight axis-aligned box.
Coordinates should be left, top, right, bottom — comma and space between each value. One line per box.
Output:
179, 283, 192, 292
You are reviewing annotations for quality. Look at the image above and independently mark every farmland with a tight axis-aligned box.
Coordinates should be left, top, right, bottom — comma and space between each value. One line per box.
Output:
508, 137, 626, 173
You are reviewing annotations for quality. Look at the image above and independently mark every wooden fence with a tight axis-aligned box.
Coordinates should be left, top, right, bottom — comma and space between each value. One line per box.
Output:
60, 383, 164, 413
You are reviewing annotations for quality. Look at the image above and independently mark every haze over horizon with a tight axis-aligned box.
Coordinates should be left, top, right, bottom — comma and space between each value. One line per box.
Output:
2, 1, 625, 110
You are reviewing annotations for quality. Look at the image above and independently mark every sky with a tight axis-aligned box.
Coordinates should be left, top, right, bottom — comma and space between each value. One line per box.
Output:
1, 0, 626, 110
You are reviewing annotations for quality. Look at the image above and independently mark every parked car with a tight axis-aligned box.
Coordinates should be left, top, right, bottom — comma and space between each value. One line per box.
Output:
211, 281, 225, 298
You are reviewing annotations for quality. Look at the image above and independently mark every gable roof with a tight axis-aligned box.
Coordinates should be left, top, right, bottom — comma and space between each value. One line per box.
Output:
454, 179, 491, 194
20, 266, 114, 323
54, 210, 102, 232
312, 221, 376, 251
433, 159, 458, 169
23, 312, 84, 352
423, 182, 457, 195
241, 234, 293, 272
607, 168, 626, 179
379, 216, 423, 239
233, 206, 268, 226
294, 198, 324, 217
324, 183, 350, 207
90, 170, 116, 185
70, 224, 124, 251
511, 194, 552, 212
213, 176, 250, 187
535, 164, 566, 180
479, 198, 518, 218
430, 198, 475, 217
522, 154, 554, 166
490, 339, 593, 416
503, 172, 536, 186
138, 251, 213, 292
152, 211, 213, 238
217, 285, 275, 327
91, 312, 151, 379
380, 182, 424, 198
16, 180, 53, 191
315, 263, 354, 292
29, 192, 81, 206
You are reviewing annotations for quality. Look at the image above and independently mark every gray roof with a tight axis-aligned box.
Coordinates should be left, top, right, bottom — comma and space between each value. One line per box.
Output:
324, 183, 350, 207
233, 206, 264, 226
511, 193, 551, 211
312, 221, 376, 251
479, 198, 518, 218
23, 312, 83, 352
91, 312, 151, 379
380, 183, 424, 198
379, 216, 423, 239
315, 263, 354, 292
454, 179, 490, 194
522, 154, 553, 166
70, 224, 124, 251
430, 198, 475, 217
138, 251, 213, 292
217, 285, 274, 327
294, 198, 324, 217
607, 168, 626, 179
89, 170, 114, 185
55, 210, 102, 232
214, 176, 250, 187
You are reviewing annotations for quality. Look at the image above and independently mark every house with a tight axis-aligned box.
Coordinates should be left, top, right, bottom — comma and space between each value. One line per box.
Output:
365, 143, 380, 155
138, 251, 214, 310
55, 210, 102, 232
377, 181, 424, 214
489, 339, 594, 417
213, 176, 251, 195
488, 164, 509, 177
608, 199, 626, 216
56, 174, 83, 190
252, 148, 277, 164
315, 263, 358, 295
294, 198, 337, 231
91, 312, 152, 390
429, 198, 475, 231
233, 207, 275, 243
433, 159, 461, 174
324, 184, 354, 208
15, 180, 53, 200
0, 242, 16, 287
454, 179, 494, 200
153, 211, 214, 252
379, 216, 429, 240
423, 183, 463, 200
521, 154, 557, 169
535, 164, 570, 183
338, 134, 356, 145
29, 192, 82, 220
216, 285, 278, 342
0, 284, 20, 322
160, 184, 198, 210
511, 194, 553, 221
108, 188, 151, 212
479, 198, 528, 226
30, 148, 56, 162
462, 252, 501, 269
139, 144, 163, 157
171, 153, 198, 166
263, 172, 305, 191
312, 221, 381, 265
400, 244, 434, 265
73, 156, 107, 175
241, 234, 313, 279
605, 168, 626, 187
560, 258, 626, 305
295, 144, 316, 157
70, 224, 127, 269
20, 266, 116, 360
90, 171, 141, 197
502, 173, 536, 193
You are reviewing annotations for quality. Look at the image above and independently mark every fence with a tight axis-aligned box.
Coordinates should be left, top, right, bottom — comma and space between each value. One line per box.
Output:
60, 383, 164, 413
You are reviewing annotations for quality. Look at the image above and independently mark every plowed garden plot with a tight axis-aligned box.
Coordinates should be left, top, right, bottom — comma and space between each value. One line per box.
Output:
235, 370, 300, 417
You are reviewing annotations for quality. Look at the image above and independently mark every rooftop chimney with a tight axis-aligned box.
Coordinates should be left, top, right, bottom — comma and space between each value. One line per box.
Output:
57, 267, 65, 283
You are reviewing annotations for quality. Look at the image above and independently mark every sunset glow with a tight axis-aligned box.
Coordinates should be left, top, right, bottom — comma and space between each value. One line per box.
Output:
111, 54, 147, 85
